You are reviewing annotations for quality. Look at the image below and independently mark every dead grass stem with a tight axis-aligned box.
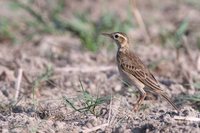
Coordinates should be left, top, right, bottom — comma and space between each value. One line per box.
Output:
131, 0, 151, 43
14, 68, 23, 101
174, 116, 200, 122
55, 65, 116, 73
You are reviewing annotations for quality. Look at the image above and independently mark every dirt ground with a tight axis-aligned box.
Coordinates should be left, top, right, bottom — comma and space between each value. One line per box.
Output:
0, 0, 200, 133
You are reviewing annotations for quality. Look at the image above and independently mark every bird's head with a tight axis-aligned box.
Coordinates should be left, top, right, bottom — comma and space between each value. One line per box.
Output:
101, 32, 129, 49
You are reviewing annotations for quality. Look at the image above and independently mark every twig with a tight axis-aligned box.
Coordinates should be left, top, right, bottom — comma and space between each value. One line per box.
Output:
15, 68, 23, 101
55, 65, 116, 73
174, 116, 200, 122
14, 59, 32, 84
131, 0, 151, 43
108, 94, 113, 124
109, 98, 121, 126
22, 73, 32, 84
197, 55, 200, 72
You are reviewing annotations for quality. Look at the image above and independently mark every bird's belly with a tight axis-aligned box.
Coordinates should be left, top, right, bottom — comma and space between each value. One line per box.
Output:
118, 66, 131, 84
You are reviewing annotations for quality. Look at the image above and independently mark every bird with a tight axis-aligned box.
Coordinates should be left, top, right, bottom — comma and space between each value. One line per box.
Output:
102, 32, 178, 111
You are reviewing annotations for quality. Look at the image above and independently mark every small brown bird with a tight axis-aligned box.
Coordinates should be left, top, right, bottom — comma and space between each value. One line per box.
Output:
102, 32, 178, 111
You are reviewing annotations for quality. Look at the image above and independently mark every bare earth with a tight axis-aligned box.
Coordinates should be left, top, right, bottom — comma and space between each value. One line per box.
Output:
0, 0, 200, 133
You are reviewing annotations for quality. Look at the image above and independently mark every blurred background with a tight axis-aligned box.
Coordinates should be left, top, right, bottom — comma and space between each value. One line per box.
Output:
1, 0, 199, 51
0, 0, 200, 132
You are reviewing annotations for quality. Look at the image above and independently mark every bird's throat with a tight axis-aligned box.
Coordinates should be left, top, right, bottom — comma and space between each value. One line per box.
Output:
118, 46, 129, 53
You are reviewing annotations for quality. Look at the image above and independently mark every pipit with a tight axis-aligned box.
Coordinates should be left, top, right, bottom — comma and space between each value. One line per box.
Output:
102, 32, 178, 111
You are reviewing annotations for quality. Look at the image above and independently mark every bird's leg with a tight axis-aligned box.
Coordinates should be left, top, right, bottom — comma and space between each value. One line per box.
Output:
133, 88, 146, 112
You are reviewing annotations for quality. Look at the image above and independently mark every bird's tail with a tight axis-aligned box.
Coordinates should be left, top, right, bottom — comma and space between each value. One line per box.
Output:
160, 93, 179, 111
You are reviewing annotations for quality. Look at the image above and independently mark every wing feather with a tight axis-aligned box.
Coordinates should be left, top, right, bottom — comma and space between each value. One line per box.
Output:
119, 51, 162, 92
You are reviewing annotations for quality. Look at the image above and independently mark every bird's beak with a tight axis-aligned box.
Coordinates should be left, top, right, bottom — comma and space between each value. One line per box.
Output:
101, 33, 112, 38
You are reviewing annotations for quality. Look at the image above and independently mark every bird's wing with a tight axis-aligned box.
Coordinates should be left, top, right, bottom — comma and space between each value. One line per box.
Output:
119, 51, 163, 92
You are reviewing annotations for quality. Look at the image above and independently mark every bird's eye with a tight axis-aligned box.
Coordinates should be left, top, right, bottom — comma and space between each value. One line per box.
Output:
114, 34, 119, 39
